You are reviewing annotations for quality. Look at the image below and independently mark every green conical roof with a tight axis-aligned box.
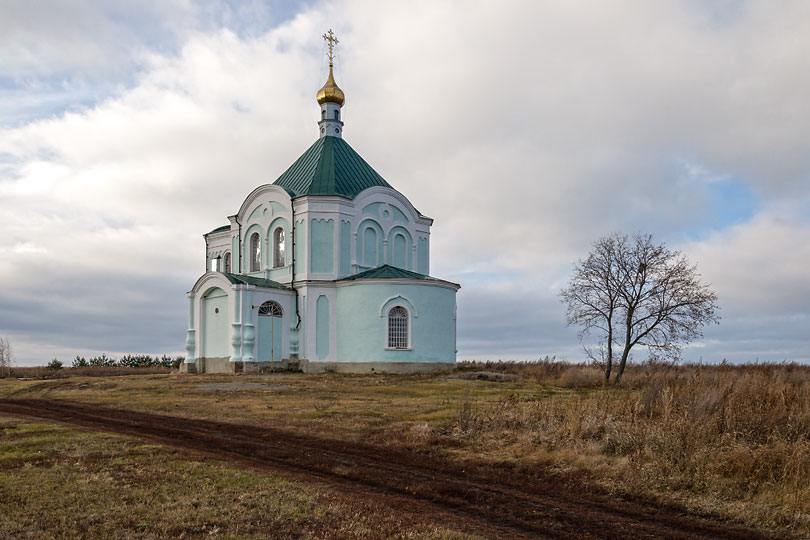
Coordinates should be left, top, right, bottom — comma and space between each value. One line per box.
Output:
273, 137, 392, 198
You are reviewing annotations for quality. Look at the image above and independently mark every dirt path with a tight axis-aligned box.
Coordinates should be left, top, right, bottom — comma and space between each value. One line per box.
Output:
0, 398, 780, 540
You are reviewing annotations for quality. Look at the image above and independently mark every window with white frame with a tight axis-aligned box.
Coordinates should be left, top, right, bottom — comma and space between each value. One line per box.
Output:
223, 252, 231, 273
387, 306, 409, 349
250, 232, 261, 272
273, 227, 285, 268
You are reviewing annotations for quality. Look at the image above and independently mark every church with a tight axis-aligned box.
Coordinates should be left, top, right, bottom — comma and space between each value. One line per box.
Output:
183, 31, 460, 374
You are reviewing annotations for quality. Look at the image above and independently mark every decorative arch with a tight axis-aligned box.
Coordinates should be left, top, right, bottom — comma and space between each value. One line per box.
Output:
267, 217, 290, 268
190, 271, 232, 295
386, 226, 413, 270
236, 184, 292, 223
202, 286, 227, 299
353, 186, 429, 225
355, 218, 384, 269
379, 295, 418, 318
243, 224, 264, 273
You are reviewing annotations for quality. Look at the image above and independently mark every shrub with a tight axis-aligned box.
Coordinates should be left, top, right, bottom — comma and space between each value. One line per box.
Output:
47, 358, 63, 370
88, 353, 116, 367
72, 355, 89, 368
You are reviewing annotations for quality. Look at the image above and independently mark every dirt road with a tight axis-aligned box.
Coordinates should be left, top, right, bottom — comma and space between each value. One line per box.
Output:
0, 398, 780, 540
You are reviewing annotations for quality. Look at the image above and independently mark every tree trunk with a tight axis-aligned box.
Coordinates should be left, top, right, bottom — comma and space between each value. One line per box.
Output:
614, 348, 630, 384
604, 325, 613, 384
614, 312, 633, 384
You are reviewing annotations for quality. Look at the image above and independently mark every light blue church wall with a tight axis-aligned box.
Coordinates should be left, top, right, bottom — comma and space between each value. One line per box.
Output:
269, 201, 286, 215
202, 287, 229, 358
316, 295, 329, 360
244, 291, 295, 363
356, 219, 383, 268
301, 295, 307, 358
362, 202, 383, 217
390, 205, 408, 224
339, 220, 351, 275
417, 238, 428, 275
336, 283, 456, 364
386, 226, 412, 270
247, 204, 263, 222
311, 219, 334, 273
295, 219, 306, 279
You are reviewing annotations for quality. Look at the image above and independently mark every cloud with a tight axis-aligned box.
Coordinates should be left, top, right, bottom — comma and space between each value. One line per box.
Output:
1, 1, 809, 364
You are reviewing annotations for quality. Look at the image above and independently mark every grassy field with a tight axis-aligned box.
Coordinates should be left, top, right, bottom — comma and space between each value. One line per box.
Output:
1, 361, 808, 538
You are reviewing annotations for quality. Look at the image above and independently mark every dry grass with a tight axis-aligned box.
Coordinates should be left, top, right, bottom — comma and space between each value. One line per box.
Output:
1, 362, 808, 537
0, 417, 484, 540
6, 366, 172, 379
456, 360, 810, 534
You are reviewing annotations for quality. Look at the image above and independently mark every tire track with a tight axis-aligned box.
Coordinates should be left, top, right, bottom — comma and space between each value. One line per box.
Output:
0, 398, 781, 540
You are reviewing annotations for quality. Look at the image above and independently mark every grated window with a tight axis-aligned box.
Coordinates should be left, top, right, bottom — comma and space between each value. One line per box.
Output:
259, 301, 283, 317
387, 306, 409, 349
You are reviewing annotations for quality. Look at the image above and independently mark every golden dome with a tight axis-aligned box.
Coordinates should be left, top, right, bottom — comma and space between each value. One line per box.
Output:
316, 64, 345, 106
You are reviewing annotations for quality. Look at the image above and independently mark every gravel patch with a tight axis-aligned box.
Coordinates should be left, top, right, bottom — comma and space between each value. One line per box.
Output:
192, 382, 295, 392
446, 371, 520, 382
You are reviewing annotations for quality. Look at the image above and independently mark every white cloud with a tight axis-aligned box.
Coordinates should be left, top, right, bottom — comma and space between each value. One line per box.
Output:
1, 1, 809, 364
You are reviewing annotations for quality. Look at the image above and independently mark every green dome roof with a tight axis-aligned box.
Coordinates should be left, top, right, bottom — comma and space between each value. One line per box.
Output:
273, 136, 392, 198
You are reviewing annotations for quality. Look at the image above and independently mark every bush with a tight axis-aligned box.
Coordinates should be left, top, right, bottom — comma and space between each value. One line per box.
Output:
72, 356, 88, 368
47, 358, 63, 370
88, 353, 116, 368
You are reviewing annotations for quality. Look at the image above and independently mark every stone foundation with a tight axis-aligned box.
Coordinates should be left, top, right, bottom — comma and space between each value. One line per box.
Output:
301, 360, 455, 374
180, 357, 294, 373
181, 357, 454, 375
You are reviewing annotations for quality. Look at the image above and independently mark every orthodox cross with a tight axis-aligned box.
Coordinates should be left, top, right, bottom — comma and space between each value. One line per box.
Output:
322, 29, 339, 64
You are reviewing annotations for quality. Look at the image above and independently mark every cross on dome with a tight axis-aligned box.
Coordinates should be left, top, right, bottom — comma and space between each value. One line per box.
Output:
323, 29, 339, 65
316, 28, 345, 138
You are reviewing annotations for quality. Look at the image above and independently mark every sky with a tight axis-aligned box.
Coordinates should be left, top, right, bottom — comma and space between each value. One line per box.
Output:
1, 0, 809, 366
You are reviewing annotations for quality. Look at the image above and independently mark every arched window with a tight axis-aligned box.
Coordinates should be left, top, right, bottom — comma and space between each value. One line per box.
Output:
258, 301, 283, 317
273, 227, 285, 268
321, 109, 326, 120
223, 252, 231, 273
387, 306, 409, 349
333, 109, 340, 121
363, 227, 377, 267
393, 233, 407, 269
250, 232, 261, 272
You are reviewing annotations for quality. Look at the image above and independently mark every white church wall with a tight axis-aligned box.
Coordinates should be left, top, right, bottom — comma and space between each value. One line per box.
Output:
351, 187, 432, 274
201, 287, 229, 358
297, 283, 337, 364
292, 196, 353, 282
205, 229, 231, 272
233, 184, 293, 281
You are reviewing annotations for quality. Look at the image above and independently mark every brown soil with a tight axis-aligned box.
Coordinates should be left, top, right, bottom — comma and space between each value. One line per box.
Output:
0, 398, 783, 540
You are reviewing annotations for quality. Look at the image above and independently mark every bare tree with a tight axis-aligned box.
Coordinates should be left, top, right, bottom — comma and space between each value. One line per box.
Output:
560, 233, 719, 384
0, 337, 13, 378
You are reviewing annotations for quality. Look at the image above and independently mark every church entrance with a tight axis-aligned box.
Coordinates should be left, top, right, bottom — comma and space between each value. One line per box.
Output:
257, 301, 284, 367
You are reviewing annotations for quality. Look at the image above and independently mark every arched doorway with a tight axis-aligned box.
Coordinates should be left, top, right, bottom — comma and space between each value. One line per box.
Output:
257, 301, 283, 367
202, 287, 228, 359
